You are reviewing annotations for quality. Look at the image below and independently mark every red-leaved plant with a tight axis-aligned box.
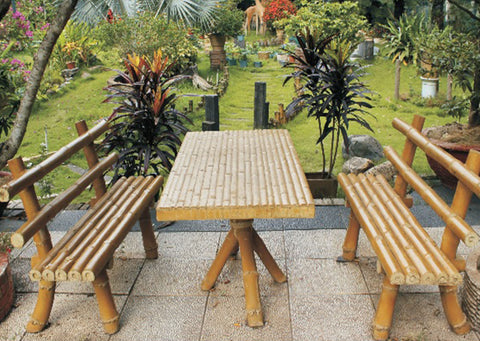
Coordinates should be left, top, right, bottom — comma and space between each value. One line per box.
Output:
263, 0, 296, 27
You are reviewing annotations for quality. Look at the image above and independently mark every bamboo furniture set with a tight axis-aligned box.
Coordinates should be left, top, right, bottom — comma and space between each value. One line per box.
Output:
0, 120, 163, 334
338, 115, 480, 340
156, 129, 315, 327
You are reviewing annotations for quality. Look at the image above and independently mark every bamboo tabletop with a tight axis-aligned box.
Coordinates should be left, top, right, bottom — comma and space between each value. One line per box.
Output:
156, 130, 315, 221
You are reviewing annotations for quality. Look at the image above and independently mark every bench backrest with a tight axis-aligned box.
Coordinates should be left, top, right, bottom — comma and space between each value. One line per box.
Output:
388, 115, 480, 261
0, 120, 116, 255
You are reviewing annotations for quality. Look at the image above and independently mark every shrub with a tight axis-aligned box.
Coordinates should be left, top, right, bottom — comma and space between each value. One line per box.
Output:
263, 0, 297, 29
202, 1, 244, 37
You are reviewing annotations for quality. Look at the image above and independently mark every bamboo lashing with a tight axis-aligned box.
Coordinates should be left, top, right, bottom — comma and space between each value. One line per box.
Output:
338, 173, 405, 285
54, 177, 147, 281
10, 153, 119, 249
82, 176, 164, 281
368, 174, 461, 285
40, 177, 136, 281
0, 119, 109, 202
393, 118, 480, 198
28, 178, 127, 281
385, 146, 479, 247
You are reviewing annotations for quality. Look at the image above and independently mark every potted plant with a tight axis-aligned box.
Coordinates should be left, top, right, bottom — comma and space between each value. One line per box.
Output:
284, 32, 374, 198
0, 232, 14, 321
101, 49, 192, 181
202, 1, 244, 70
239, 50, 249, 68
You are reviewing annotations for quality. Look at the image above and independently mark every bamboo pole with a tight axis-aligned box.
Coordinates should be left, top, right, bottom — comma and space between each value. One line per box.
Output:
76, 120, 107, 204
372, 276, 399, 341
252, 229, 286, 283
67, 177, 154, 281
53, 177, 141, 280
374, 175, 462, 285
81, 176, 164, 281
385, 146, 479, 247
0, 119, 109, 202
201, 228, 239, 291
393, 115, 425, 199
440, 285, 471, 335
138, 203, 160, 260
29, 178, 127, 281
92, 268, 119, 334
441, 150, 480, 261
233, 219, 264, 327
349, 174, 421, 284
355, 174, 430, 284
340, 212, 361, 261
392, 118, 480, 198
8, 157, 54, 333
338, 173, 405, 285
11, 153, 119, 249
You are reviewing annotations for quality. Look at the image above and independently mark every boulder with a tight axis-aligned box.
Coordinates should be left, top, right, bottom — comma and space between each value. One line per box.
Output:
342, 157, 374, 175
365, 161, 398, 182
342, 135, 384, 161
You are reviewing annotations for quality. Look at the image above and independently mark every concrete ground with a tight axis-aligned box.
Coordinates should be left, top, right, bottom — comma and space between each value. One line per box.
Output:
0, 183, 479, 341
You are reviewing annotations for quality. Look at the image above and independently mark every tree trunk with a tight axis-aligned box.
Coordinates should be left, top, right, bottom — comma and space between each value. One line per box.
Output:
394, 59, 401, 100
0, 0, 78, 169
0, 0, 10, 21
393, 0, 405, 19
431, 0, 445, 29
468, 70, 480, 128
447, 73, 453, 101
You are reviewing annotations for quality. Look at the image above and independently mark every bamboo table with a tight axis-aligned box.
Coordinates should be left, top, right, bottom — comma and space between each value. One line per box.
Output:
156, 130, 315, 327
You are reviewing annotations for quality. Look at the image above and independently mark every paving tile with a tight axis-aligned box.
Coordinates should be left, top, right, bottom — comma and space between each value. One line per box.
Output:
372, 293, 479, 341
111, 296, 206, 341
131, 258, 211, 296
287, 258, 369, 296
359, 257, 440, 294
284, 229, 376, 260
290, 294, 373, 341
283, 206, 349, 230
0, 294, 33, 341
157, 231, 220, 260
21, 294, 127, 341
209, 259, 288, 298
219, 230, 285, 260
19, 231, 66, 259
10, 258, 39, 293
201, 295, 292, 341
56, 258, 144, 295
115, 231, 159, 259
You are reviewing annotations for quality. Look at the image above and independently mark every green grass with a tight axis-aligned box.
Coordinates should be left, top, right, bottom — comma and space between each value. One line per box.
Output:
14, 48, 467, 200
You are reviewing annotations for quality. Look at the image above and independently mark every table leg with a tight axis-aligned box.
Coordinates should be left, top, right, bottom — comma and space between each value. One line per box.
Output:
201, 228, 239, 291
252, 229, 286, 283
233, 219, 264, 327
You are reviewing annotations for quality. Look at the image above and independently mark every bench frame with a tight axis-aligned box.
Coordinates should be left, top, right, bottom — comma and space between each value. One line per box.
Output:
339, 115, 480, 340
0, 120, 162, 334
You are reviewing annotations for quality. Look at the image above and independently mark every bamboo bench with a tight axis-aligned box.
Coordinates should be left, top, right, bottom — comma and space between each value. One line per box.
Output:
338, 115, 480, 340
0, 120, 163, 334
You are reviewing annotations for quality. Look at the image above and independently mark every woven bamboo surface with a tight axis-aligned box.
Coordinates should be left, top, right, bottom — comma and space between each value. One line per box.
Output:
156, 130, 315, 221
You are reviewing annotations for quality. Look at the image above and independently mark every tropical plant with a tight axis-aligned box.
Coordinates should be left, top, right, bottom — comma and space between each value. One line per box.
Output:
274, 0, 367, 43
284, 32, 374, 178
383, 13, 428, 100
201, 0, 243, 37
101, 49, 191, 181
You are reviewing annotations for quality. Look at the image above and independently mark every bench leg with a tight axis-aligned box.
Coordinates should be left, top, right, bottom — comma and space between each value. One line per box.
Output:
93, 269, 119, 334
373, 276, 398, 341
339, 212, 360, 262
201, 228, 239, 291
139, 207, 158, 259
440, 285, 470, 335
252, 229, 286, 283
26, 279, 55, 333
233, 219, 264, 327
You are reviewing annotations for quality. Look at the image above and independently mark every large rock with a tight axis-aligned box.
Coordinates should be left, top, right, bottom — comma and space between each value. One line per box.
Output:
342, 157, 374, 175
342, 135, 384, 161
365, 161, 398, 182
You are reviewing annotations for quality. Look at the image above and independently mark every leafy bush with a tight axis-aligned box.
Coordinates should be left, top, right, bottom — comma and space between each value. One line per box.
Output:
202, 1, 244, 37
94, 12, 198, 73
101, 49, 191, 181
275, 0, 367, 42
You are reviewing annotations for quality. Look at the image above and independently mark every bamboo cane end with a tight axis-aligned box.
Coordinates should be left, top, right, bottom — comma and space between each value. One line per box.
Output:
465, 233, 479, 248
42, 269, 55, 282
452, 318, 471, 335
68, 271, 82, 281
437, 272, 449, 285
0, 188, 9, 202
26, 319, 46, 333
82, 270, 95, 282
420, 273, 436, 285
11, 233, 24, 248
405, 272, 420, 285
390, 273, 405, 285
29, 270, 42, 282
246, 310, 264, 327
450, 273, 463, 286
55, 270, 67, 281
372, 325, 389, 341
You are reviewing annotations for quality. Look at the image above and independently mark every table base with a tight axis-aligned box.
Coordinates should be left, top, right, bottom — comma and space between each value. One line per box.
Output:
201, 219, 287, 327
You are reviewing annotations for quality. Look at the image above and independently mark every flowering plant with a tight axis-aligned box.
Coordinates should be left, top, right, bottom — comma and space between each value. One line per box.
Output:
263, 0, 296, 28
0, 233, 12, 255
